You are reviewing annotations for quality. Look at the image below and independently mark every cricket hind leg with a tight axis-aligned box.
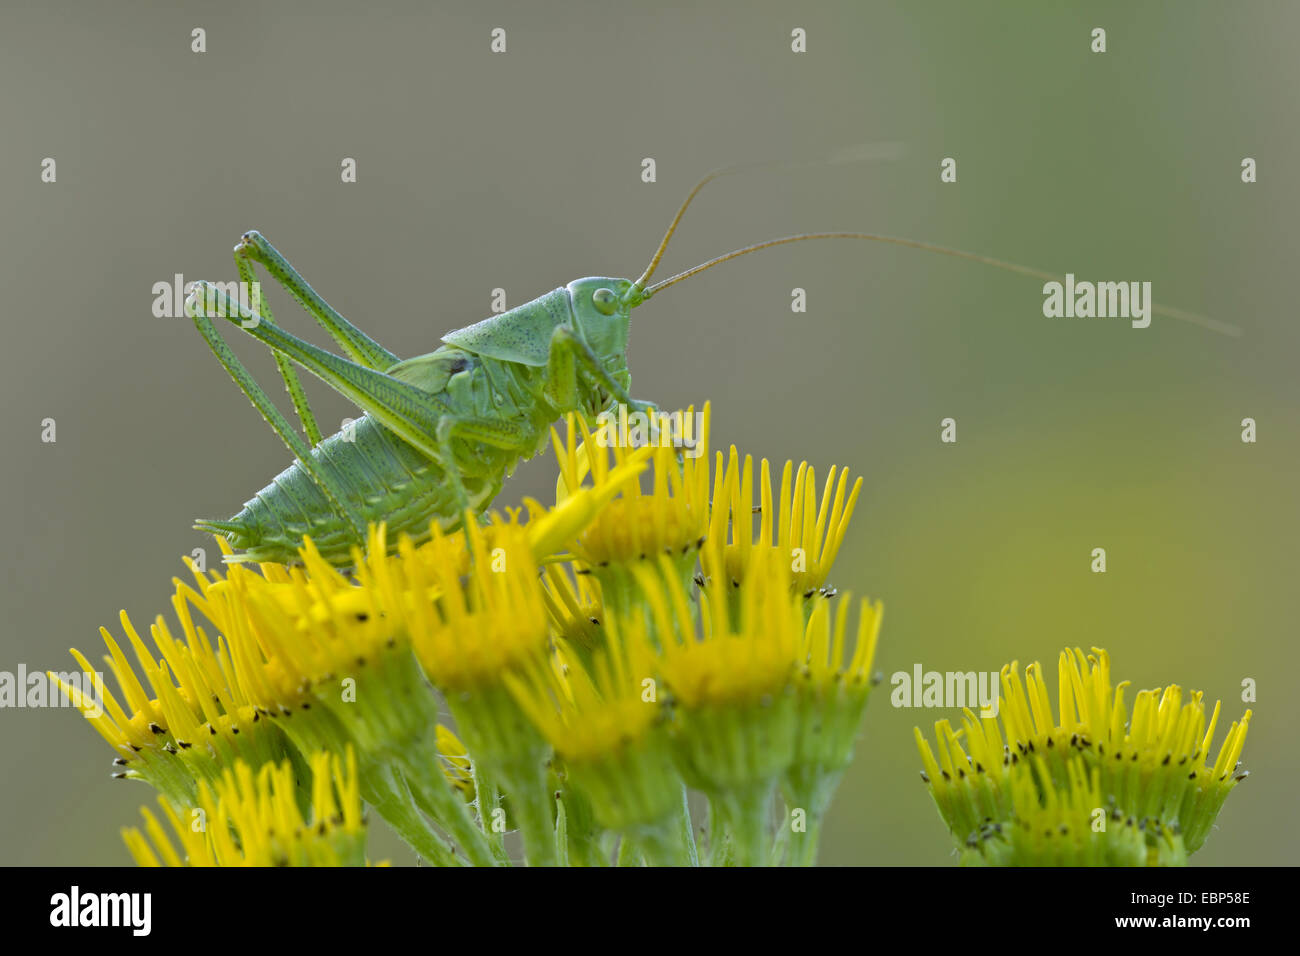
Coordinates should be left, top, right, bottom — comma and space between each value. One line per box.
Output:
186, 290, 368, 556
232, 252, 323, 446
234, 230, 399, 371
188, 281, 453, 468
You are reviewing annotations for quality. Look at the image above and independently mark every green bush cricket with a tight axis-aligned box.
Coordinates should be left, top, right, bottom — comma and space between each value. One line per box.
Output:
185, 157, 1235, 567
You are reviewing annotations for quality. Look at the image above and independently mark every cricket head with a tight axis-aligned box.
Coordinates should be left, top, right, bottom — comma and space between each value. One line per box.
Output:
566, 275, 642, 360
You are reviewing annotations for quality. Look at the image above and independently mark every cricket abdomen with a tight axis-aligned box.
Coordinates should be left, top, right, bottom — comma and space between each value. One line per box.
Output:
198, 414, 498, 565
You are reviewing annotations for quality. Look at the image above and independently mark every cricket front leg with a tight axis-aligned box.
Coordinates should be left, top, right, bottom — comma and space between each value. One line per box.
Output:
543, 326, 652, 416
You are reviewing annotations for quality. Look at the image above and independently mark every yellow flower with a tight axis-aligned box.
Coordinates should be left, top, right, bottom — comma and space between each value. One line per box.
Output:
123, 747, 372, 867
525, 442, 656, 561
703, 449, 862, 598
509, 627, 659, 767
393, 519, 549, 695
548, 405, 710, 621
180, 531, 443, 769
56, 400, 891, 867
373, 518, 557, 864
437, 724, 475, 799
916, 647, 1251, 865
185, 530, 499, 866
651, 548, 800, 714
540, 562, 605, 657
992, 755, 1185, 867
51, 595, 295, 809
635, 547, 802, 866
506, 617, 690, 863
783, 595, 883, 863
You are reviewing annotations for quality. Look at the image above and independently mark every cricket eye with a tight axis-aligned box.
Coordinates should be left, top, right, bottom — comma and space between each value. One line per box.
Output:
591, 288, 617, 315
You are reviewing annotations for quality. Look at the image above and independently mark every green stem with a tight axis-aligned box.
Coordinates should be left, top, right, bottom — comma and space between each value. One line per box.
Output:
790, 810, 824, 866
714, 783, 774, 867
554, 799, 570, 866
363, 766, 460, 866
502, 759, 558, 867
616, 836, 643, 866
782, 769, 842, 867
705, 797, 729, 867
633, 820, 693, 867
675, 783, 699, 867
400, 753, 499, 867
769, 810, 792, 865
556, 788, 607, 867
447, 687, 555, 865
471, 760, 511, 865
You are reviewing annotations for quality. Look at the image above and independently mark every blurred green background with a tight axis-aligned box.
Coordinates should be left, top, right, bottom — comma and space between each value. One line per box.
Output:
1, 0, 1294, 865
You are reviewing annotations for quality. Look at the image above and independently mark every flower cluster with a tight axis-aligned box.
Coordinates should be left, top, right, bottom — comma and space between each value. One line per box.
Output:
915, 648, 1251, 866
54, 403, 883, 866
123, 747, 370, 867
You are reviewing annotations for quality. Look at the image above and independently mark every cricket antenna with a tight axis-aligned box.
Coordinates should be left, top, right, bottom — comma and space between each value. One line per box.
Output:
632, 144, 906, 291
632, 149, 1239, 336
640, 232, 1241, 338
